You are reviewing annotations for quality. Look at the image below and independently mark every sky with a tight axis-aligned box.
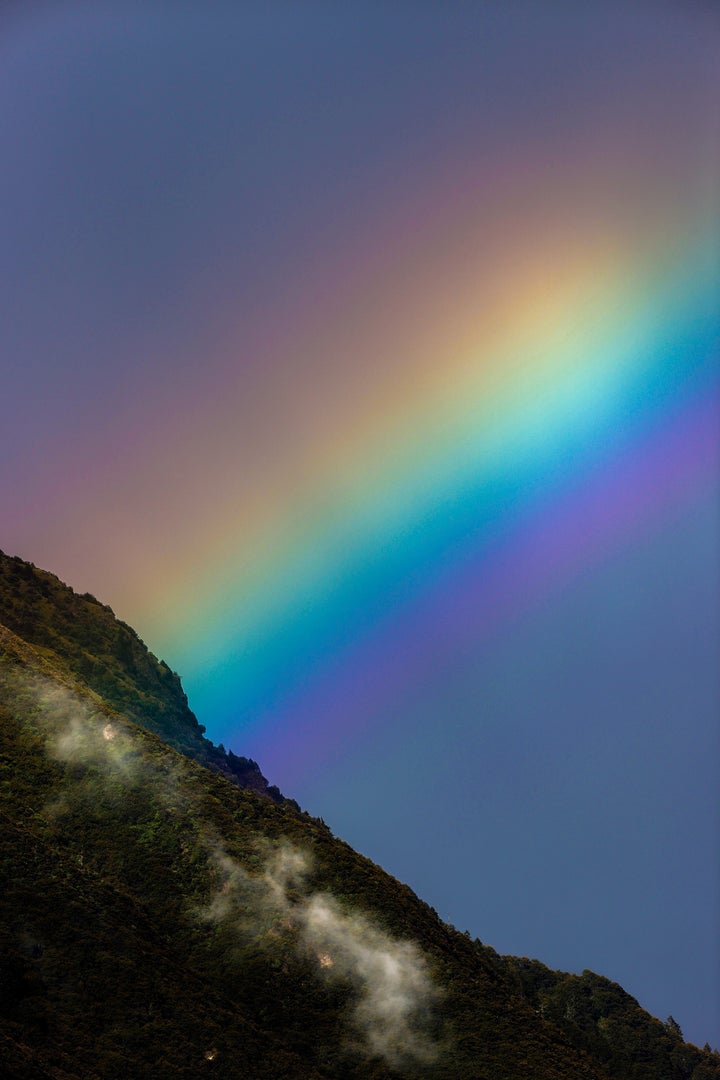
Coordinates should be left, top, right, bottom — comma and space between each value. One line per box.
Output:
1, 0, 719, 1050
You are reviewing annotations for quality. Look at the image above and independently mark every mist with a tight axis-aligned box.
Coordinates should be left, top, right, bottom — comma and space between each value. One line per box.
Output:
203, 841, 441, 1068
5, 659, 442, 1070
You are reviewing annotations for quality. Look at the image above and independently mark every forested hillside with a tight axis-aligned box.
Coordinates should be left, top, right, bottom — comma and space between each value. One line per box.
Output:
0, 551, 288, 802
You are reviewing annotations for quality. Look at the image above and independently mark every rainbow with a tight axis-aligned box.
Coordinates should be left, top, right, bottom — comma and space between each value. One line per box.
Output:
3, 7, 717, 1045
24, 102, 714, 784
144, 186, 719, 777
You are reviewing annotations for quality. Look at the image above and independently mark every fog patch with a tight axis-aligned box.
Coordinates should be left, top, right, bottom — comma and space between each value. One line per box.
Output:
4, 668, 187, 812
48, 704, 140, 782
202, 842, 441, 1069
20, 678, 144, 785
3, 664, 442, 1070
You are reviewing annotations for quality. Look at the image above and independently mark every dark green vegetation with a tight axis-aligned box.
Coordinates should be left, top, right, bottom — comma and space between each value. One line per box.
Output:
1, 552, 718, 1079
0, 552, 289, 804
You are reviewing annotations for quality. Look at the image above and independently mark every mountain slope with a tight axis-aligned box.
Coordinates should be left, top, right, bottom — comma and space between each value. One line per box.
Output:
1, 553, 718, 1079
0, 551, 288, 802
